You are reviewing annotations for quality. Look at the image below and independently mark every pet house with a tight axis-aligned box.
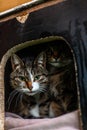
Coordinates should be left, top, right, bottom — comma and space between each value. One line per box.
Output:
0, 0, 87, 130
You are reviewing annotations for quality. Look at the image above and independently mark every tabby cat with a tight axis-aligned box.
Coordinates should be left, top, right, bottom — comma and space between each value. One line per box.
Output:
46, 45, 78, 117
9, 52, 51, 118
8, 45, 77, 118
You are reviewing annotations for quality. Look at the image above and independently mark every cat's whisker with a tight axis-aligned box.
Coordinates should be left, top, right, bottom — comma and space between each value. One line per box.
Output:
7, 94, 18, 111
42, 87, 46, 91
9, 89, 18, 96
19, 88, 29, 93
7, 90, 19, 110
15, 93, 22, 108
20, 94, 23, 104
40, 90, 45, 93
39, 88, 46, 93
7, 89, 18, 105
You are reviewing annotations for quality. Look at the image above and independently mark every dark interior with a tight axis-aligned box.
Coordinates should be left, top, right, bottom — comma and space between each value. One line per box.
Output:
5, 39, 76, 112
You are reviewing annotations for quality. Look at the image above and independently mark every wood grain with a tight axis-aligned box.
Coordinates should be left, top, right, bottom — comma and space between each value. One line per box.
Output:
0, 0, 32, 12
0, 0, 65, 22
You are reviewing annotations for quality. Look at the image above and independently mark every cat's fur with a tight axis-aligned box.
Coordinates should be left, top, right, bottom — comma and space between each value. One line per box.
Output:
46, 45, 78, 117
9, 52, 50, 118
8, 45, 78, 118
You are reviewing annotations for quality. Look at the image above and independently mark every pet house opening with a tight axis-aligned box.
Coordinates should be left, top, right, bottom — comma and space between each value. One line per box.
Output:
4, 36, 78, 119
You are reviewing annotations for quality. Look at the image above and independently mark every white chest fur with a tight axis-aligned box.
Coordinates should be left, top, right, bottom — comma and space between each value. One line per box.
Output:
30, 105, 40, 117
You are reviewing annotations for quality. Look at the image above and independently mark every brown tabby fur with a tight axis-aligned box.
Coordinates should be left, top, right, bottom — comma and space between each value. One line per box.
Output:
9, 52, 50, 118
8, 45, 78, 118
46, 45, 78, 117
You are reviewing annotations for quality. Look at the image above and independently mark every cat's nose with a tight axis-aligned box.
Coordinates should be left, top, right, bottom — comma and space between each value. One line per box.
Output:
26, 81, 33, 91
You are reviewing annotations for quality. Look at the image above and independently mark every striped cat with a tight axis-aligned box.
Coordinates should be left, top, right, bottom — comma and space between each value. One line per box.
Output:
46, 45, 78, 117
9, 52, 50, 118
8, 46, 77, 118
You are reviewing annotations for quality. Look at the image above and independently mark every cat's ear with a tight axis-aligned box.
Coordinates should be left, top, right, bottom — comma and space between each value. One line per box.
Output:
11, 54, 24, 70
34, 52, 46, 69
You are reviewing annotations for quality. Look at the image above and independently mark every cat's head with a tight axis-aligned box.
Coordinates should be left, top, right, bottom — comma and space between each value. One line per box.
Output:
10, 52, 48, 96
46, 46, 72, 74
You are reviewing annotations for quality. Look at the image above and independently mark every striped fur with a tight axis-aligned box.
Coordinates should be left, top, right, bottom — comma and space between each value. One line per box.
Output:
9, 52, 50, 118
8, 46, 78, 118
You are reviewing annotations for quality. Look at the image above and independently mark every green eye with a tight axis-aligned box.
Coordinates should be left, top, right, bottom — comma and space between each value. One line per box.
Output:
19, 76, 25, 81
34, 75, 40, 80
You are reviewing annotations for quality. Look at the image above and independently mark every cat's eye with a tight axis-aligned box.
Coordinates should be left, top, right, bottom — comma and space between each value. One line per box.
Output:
19, 76, 25, 81
34, 75, 40, 80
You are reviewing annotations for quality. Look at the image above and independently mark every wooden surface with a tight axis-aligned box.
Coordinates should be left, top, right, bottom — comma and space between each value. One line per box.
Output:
0, 0, 32, 12
0, 0, 64, 22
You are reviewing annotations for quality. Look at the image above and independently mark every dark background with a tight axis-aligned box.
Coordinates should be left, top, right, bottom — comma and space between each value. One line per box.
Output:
0, 0, 87, 129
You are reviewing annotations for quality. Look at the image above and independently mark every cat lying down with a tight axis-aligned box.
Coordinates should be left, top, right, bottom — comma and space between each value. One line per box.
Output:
7, 51, 77, 118
5, 110, 80, 130
5, 46, 79, 129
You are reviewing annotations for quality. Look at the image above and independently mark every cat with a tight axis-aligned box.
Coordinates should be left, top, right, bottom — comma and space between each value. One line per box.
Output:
8, 52, 50, 118
46, 45, 73, 74
46, 45, 78, 116
8, 45, 78, 118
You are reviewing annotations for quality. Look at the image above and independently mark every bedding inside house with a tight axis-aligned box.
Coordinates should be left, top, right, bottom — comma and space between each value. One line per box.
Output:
5, 39, 79, 130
